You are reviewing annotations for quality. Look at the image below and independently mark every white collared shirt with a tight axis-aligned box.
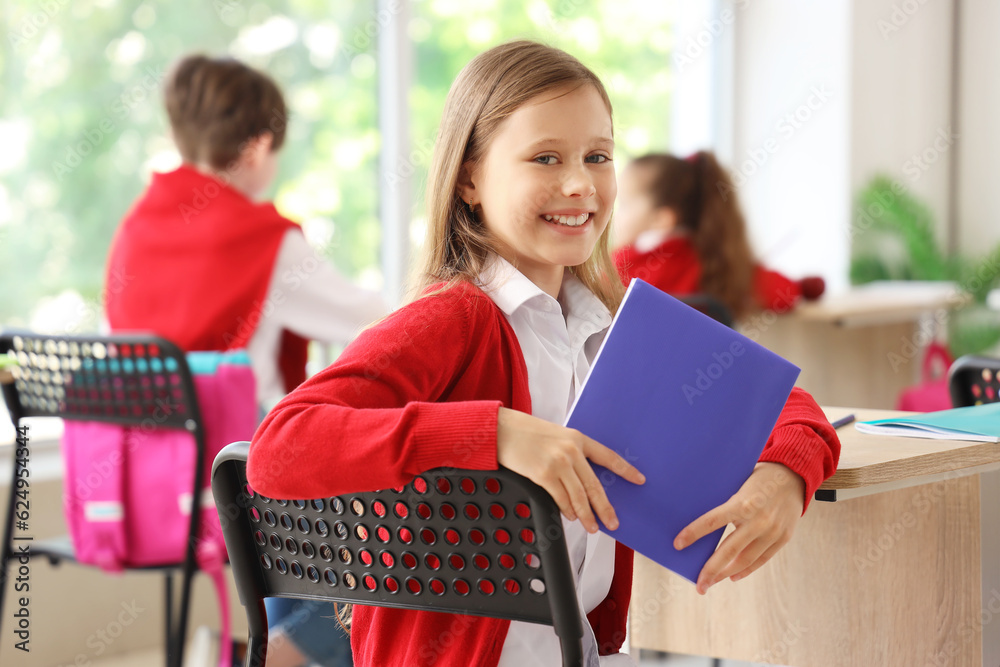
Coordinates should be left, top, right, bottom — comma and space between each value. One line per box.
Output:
246, 230, 388, 409
479, 256, 635, 667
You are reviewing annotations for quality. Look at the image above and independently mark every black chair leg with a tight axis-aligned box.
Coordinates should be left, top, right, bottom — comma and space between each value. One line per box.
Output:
172, 545, 199, 667
0, 410, 27, 629
245, 597, 269, 667
175, 447, 206, 667
165, 573, 174, 667
0, 503, 15, 625
558, 636, 584, 667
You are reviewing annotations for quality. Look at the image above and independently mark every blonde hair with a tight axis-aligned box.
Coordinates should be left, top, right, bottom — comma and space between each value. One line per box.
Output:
413, 40, 625, 313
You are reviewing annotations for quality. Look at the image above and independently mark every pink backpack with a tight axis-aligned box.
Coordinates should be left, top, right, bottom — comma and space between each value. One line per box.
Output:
896, 342, 955, 412
61, 350, 256, 667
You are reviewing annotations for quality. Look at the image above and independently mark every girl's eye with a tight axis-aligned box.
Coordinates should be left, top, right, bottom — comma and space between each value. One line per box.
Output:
534, 156, 558, 165
586, 154, 610, 164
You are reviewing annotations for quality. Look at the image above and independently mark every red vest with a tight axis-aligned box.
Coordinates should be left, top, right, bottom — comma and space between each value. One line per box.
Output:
614, 236, 803, 313
105, 165, 308, 392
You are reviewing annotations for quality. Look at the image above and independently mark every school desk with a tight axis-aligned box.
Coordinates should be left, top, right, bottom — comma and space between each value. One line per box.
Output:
629, 407, 1000, 667
746, 281, 966, 409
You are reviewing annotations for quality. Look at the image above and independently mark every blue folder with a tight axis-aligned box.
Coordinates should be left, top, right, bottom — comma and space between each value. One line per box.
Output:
566, 279, 801, 583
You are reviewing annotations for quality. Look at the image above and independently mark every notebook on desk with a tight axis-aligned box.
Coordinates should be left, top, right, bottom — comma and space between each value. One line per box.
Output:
566, 279, 801, 583
855, 403, 1000, 443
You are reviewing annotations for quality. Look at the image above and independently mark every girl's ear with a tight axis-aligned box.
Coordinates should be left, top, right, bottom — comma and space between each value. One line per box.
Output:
653, 206, 678, 232
456, 161, 478, 204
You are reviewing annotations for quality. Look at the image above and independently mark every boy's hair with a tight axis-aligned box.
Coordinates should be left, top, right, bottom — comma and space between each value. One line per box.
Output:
164, 54, 287, 170
631, 151, 756, 319
416, 40, 625, 313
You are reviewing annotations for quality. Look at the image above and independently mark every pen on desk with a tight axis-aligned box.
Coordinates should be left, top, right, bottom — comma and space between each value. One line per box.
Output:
831, 413, 856, 429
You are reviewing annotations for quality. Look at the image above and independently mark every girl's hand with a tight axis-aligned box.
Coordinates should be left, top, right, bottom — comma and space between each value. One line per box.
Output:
673, 462, 806, 595
496, 407, 646, 533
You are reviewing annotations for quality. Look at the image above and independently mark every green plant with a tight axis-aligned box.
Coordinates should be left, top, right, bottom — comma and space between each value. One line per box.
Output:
850, 175, 1000, 357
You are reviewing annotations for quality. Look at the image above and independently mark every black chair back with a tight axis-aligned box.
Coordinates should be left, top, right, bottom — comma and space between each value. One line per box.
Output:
211, 441, 585, 667
1, 331, 202, 429
679, 294, 735, 329
0, 330, 206, 667
948, 354, 1000, 407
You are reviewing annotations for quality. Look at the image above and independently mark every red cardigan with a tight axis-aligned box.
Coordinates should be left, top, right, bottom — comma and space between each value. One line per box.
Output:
248, 281, 840, 666
614, 236, 803, 312
105, 165, 308, 391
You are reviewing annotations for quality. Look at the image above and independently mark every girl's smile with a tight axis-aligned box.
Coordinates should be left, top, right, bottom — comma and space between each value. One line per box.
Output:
542, 210, 594, 227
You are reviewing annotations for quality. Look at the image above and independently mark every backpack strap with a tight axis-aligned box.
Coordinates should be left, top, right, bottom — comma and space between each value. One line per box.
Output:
922, 341, 954, 382
196, 528, 231, 667
188, 350, 255, 667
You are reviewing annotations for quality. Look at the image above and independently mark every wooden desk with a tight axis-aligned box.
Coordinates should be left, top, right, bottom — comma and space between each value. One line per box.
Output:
747, 282, 965, 409
629, 407, 1000, 666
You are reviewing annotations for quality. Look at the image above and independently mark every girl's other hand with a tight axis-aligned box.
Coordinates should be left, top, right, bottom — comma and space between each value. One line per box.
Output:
673, 462, 805, 595
496, 407, 646, 533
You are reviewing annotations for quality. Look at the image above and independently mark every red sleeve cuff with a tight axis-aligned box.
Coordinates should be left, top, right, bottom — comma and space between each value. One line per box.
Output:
758, 423, 838, 513
409, 400, 501, 472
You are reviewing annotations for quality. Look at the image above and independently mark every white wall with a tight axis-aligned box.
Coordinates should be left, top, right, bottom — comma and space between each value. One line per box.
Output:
957, 0, 1000, 255
849, 0, 954, 249
726, 0, 1000, 289
729, 1, 852, 291
669, 1, 726, 155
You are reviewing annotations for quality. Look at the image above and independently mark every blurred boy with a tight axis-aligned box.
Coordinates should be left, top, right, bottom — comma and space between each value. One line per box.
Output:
105, 54, 376, 667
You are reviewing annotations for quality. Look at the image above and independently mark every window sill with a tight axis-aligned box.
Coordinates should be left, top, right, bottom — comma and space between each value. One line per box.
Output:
0, 416, 64, 484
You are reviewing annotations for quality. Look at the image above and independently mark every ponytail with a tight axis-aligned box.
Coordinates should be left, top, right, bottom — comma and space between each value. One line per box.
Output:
686, 151, 755, 320
632, 151, 756, 319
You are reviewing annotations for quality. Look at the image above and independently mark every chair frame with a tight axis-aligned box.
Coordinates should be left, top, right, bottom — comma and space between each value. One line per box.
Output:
212, 441, 586, 667
679, 294, 735, 329
0, 330, 208, 667
948, 354, 1000, 407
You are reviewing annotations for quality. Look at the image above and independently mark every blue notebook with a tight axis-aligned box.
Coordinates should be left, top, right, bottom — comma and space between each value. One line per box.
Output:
565, 279, 801, 583
855, 403, 1000, 442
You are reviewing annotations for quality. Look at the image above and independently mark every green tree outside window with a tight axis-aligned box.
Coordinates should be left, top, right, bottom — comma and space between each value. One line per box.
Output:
1, 0, 674, 331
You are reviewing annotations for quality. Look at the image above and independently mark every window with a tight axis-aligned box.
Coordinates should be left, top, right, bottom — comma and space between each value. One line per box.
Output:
1, 0, 381, 331
1, 0, 676, 330
407, 0, 676, 256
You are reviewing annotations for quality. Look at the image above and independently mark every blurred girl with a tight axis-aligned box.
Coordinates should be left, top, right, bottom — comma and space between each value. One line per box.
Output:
614, 151, 824, 321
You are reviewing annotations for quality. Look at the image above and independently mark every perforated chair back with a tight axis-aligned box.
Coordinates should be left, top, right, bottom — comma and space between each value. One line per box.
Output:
948, 354, 1000, 407
1, 331, 203, 432
212, 441, 585, 667
0, 330, 207, 667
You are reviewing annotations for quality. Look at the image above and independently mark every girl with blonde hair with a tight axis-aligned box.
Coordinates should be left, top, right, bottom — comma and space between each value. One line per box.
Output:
249, 41, 839, 666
